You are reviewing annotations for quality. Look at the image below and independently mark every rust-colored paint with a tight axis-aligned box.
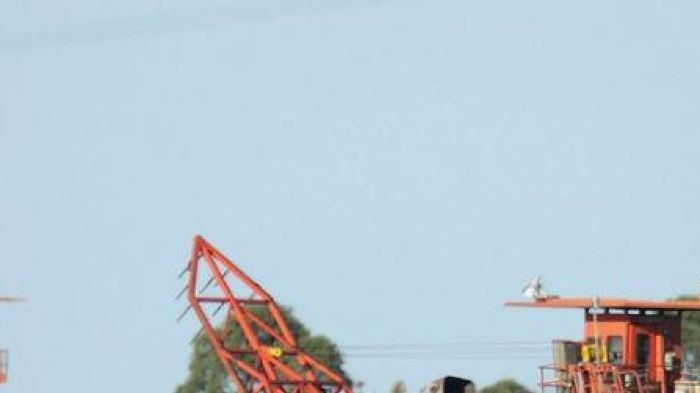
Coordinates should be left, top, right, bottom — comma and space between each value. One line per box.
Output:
0, 296, 22, 384
182, 236, 354, 393
0, 351, 5, 384
507, 296, 700, 393
506, 297, 700, 311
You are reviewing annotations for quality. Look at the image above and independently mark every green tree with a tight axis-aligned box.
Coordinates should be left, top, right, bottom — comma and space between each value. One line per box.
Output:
176, 306, 351, 393
479, 379, 534, 393
678, 295, 700, 363
390, 381, 408, 393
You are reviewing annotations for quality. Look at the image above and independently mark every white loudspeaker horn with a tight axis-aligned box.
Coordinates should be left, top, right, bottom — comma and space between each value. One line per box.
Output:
522, 275, 547, 301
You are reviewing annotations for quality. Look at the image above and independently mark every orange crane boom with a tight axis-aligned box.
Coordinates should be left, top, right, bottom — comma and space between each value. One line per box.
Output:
178, 235, 354, 393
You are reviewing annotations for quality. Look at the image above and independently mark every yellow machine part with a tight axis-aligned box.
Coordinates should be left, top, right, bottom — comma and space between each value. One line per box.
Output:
267, 346, 283, 358
581, 344, 608, 363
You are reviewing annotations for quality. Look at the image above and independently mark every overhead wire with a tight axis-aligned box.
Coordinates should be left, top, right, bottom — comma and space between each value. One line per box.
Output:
295, 341, 552, 360
0, 0, 408, 53
339, 341, 551, 349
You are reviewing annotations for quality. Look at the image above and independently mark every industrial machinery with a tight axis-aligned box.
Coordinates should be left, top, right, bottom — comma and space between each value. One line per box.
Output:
178, 236, 354, 393
0, 349, 6, 384
0, 295, 23, 385
177, 236, 700, 393
506, 296, 700, 393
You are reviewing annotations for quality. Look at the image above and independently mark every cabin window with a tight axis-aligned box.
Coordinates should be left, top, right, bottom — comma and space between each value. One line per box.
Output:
636, 334, 651, 366
608, 336, 624, 364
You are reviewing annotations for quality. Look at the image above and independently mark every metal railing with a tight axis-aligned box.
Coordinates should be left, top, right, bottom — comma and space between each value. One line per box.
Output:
539, 364, 573, 393
538, 363, 650, 393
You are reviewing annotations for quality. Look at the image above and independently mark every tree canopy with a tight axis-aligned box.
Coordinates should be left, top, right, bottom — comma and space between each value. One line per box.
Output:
390, 381, 408, 393
176, 306, 351, 393
478, 379, 534, 393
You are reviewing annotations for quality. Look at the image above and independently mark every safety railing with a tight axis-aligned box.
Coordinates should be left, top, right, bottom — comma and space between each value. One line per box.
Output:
539, 364, 574, 393
538, 363, 650, 393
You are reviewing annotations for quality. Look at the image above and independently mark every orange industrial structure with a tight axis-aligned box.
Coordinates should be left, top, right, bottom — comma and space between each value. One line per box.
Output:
178, 236, 354, 393
507, 297, 700, 393
177, 236, 700, 393
0, 295, 23, 384
0, 350, 6, 385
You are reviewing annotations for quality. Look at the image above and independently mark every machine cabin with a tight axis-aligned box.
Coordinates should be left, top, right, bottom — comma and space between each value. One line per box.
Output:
506, 297, 700, 393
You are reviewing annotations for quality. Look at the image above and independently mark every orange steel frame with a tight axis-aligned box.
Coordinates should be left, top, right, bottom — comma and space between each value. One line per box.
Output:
183, 236, 354, 393
508, 297, 700, 393
0, 296, 22, 384
0, 350, 6, 384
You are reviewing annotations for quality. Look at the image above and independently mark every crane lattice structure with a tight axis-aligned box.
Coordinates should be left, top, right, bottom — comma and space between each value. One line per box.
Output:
179, 236, 354, 393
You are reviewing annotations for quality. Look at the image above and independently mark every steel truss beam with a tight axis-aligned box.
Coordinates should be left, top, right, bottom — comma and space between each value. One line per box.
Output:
182, 236, 354, 393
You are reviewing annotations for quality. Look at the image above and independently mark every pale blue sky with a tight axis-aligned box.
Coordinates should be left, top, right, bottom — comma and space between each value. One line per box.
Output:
1, 1, 700, 393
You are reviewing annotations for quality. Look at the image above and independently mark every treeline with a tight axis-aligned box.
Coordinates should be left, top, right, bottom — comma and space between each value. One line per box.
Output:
389, 378, 534, 393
